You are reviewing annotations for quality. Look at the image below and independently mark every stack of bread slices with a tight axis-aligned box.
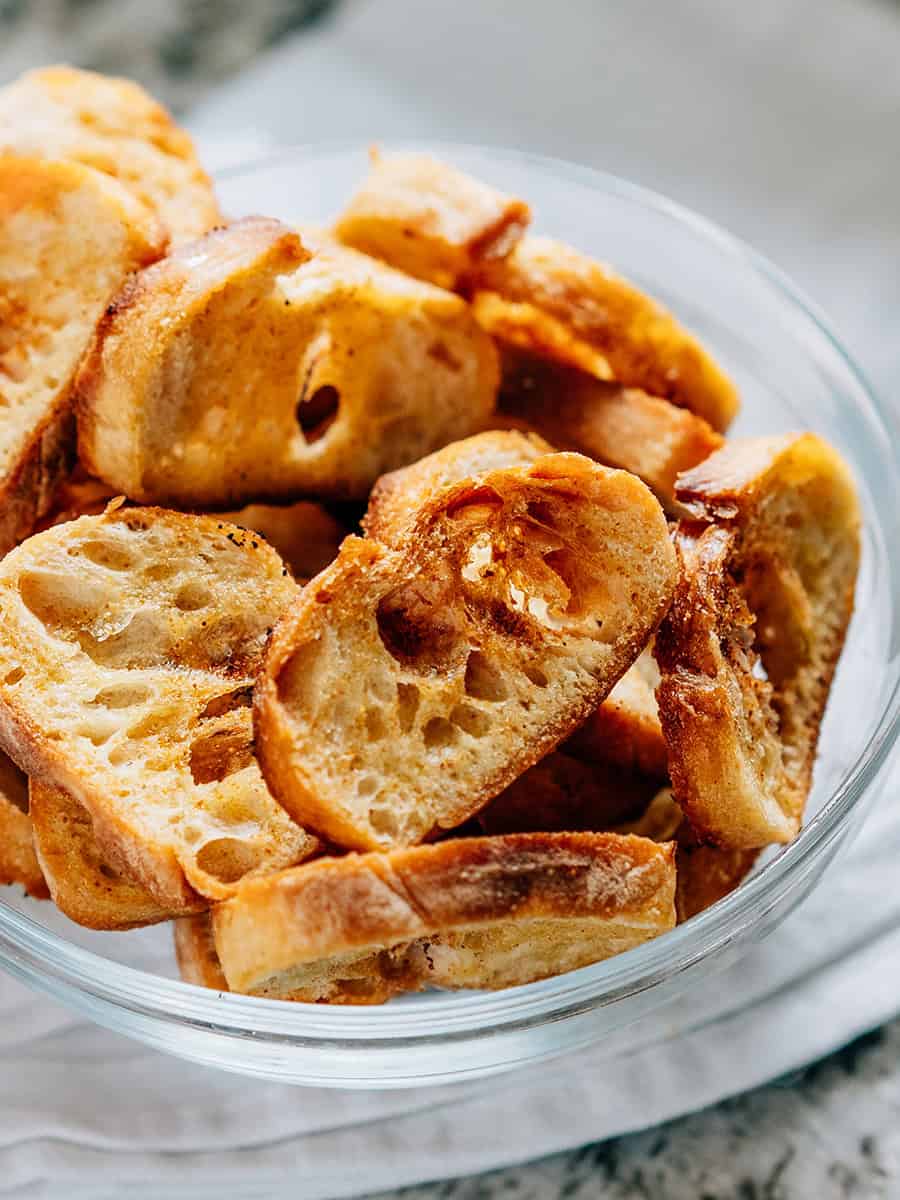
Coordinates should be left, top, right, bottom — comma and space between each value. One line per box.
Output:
0, 67, 861, 1003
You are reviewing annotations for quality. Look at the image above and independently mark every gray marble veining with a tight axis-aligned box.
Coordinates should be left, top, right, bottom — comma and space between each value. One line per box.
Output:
378, 1024, 899, 1198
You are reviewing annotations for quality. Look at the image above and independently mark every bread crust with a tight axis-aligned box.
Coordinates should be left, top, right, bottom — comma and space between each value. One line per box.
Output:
257, 441, 677, 851
0, 751, 48, 899
211, 832, 677, 1000
30, 781, 191, 929
334, 150, 530, 289
495, 350, 723, 509
614, 788, 757, 921
0, 506, 317, 908
77, 222, 499, 507
76, 216, 308, 502
655, 433, 861, 848
218, 502, 347, 585
0, 155, 165, 554
470, 236, 739, 432
471, 749, 660, 835
565, 646, 668, 779
471, 770, 757, 924
675, 840, 759, 923
364, 428, 552, 546
174, 913, 229, 990
0, 65, 220, 242
0, 404, 76, 561
39, 471, 347, 585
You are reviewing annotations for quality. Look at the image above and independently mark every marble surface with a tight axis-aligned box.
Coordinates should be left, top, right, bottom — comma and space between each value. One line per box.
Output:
377, 1025, 900, 1199
2, 2, 899, 1197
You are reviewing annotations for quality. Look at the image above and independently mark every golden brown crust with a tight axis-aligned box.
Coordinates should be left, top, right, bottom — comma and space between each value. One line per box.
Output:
174, 913, 229, 990
655, 434, 861, 849
565, 647, 668, 779
257, 443, 677, 851
0, 404, 76, 559
30, 781, 191, 929
471, 750, 660, 836
470, 236, 740, 432
76, 216, 309, 500
0, 752, 48, 899
495, 350, 723, 509
613, 788, 757, 921
0, 155, 165, 554
470, 768, 756, 924
175, 910, 395, 1001
675, 841, 759, 922
674, 433, 807, 519
0, 66, 220, 241
218, 502, 347, 584
364, 428, 552, 546
334, 150, 530, 289
39, 472, 347, 585
212, 833, 677, 1000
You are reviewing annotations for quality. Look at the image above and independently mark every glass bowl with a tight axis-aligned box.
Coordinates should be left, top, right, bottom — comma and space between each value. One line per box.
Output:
0, 145, 896, 1089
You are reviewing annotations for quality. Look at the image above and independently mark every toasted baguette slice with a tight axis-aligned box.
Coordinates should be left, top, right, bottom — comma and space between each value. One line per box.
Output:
676, 841, 759, 922
30, 781, 187, 930
370, 436, 670, 783
37, 468, 118, 528
210, 833, 677, 1001
471, 236, 739, 431
0, 66, 219, 242
0, 751, 48, 898
334, 150, 530, 289
174, 913, 229, 990
472, 750, 660, 836
0, 506, 316, 909
0, 156, 164, 555
40, 472, 347, 585
77, 221, 499, 507
218, 502, 346, 584
616, 788, 758, 923
566, 646, 668, 779
365, 428, 552, 545
655, 434, 861, 849
257, 440, 677, 850
496, 351, 722, 508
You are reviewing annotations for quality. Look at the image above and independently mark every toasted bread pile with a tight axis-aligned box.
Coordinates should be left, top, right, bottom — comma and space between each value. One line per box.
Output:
0, 73, 861, 1005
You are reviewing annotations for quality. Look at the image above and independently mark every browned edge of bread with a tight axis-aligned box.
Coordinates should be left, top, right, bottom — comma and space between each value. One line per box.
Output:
211, 832, 678, 1000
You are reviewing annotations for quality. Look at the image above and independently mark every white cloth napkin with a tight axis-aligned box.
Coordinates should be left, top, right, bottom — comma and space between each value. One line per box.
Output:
4, 1, 900, 1196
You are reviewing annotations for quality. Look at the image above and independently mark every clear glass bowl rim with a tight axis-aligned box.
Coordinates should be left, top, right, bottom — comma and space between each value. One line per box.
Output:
0, 141, 898, 1048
